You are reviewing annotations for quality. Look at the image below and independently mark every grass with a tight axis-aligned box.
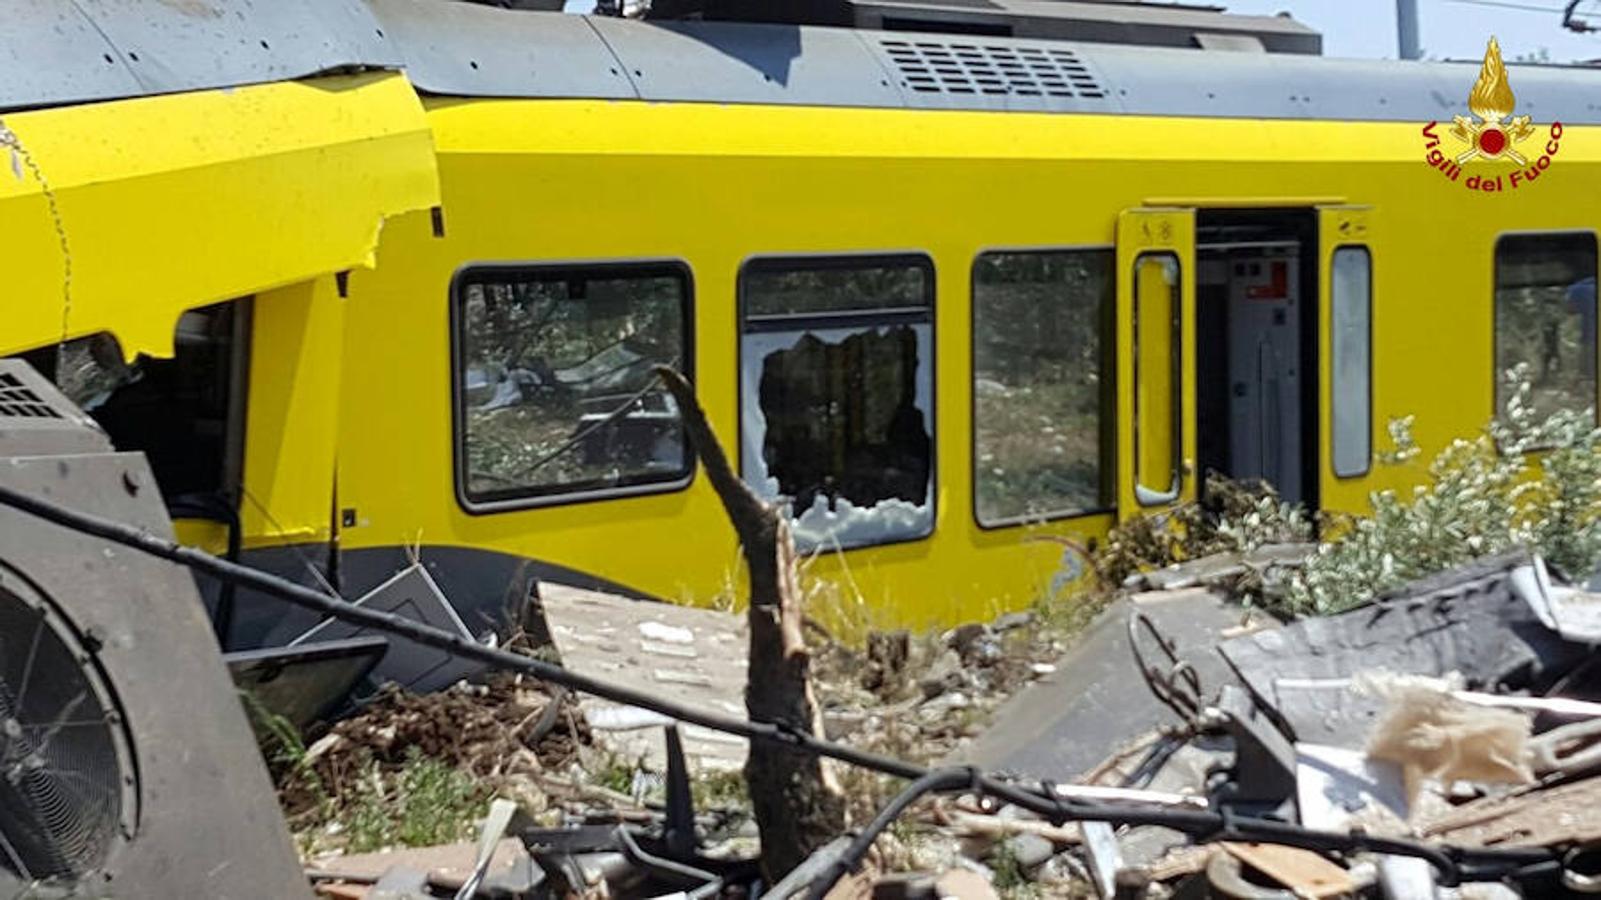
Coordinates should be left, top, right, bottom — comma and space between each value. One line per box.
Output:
588, 750, 644, 797
338, 750, 489, 854
989, 840, 1039, 899
243, 691, 491, 858
691, 767, 751, 811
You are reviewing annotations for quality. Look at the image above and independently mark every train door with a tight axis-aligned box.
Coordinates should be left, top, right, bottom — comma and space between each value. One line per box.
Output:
1195, 209, 1319, 508
1317, 206, 1374, 506
1115, 208, 1197, 521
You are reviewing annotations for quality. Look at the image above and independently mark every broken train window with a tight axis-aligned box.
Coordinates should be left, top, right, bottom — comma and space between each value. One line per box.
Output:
740, 255, 935, 550
15, 300, 251, 505
1494, 232, 1599, 423
973, 249, 1114, 526
454, 263, 691, 507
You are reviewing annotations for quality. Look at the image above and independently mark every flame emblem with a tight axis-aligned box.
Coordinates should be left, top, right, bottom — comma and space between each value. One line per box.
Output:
1451, 37, 1537, 164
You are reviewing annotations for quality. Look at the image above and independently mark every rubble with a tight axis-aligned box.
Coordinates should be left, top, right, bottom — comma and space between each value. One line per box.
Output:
251, 494, 1601, 898
1218, 550, 1588, 748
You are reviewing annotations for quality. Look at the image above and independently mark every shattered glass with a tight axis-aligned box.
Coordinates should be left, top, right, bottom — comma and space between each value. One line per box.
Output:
740, 259, 934, 549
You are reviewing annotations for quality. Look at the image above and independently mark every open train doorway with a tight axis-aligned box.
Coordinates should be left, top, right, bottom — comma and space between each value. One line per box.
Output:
1195, 209, 1319, 510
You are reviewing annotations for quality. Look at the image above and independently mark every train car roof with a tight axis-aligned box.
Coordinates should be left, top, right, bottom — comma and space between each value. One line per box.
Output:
0, 0, 398, 114
4, 0, 1601, 126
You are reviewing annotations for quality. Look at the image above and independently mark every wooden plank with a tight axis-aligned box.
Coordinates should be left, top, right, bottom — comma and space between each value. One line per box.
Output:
1421, 775, 1601, 848
1221, 842, 1356, 899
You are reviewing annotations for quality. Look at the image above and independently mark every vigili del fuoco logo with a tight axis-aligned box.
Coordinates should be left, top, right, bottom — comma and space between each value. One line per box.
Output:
1422, 37, 1563, 192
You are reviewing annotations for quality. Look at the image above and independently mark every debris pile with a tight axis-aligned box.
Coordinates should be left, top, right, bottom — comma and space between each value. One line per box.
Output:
277, 536, 1601, 900
946, 546, 1601, 899
812, 609, 1065, 765
252, 437, 1601, 899
290, 676, 586, 786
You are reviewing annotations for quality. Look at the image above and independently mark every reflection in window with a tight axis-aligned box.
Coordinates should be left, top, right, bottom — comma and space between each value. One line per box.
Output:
1496, 233, 1598, 421
1331, 247, 1372, 478
455, 264, 690, 505
740, 256, 934, 549
973, 250, 1113, 525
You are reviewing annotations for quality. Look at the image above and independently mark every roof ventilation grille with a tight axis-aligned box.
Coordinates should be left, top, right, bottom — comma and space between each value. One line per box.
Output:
880, 39, 1106, 99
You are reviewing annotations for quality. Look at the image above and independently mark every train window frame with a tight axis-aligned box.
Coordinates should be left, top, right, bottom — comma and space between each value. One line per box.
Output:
449, 259, 697, 516
1131, 251, 1183, 507
1331, 245, 1373, 480
735, 251, 938, 553
1490, 230, 1600, 433
969, 246, 1117, 530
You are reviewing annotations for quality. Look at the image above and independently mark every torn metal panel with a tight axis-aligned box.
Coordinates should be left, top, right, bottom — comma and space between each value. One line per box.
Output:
1080, 821, 1122, 900
0, 0, 397, 114
1294, 744, 1407, 832
292, 563, 486, 695
1521, 555, 1601, 644
2, 71, 440, 360
958, 588, 1266, 779
1209, 685, 1297, 820
540, 583, 749, 771
1218, 551, 1586, 748
225, 635, 388, 733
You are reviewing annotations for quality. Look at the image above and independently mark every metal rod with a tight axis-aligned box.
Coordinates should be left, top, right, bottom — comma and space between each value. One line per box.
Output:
1397, 0, 1422, 60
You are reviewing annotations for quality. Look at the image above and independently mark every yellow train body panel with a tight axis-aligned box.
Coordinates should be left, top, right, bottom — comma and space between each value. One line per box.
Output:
5, 26, 1597, 634
327, 98, 1600, 629
0, 71, 439, 361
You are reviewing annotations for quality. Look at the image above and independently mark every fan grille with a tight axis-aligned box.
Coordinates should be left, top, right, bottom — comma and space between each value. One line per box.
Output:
0, 576, 133, 884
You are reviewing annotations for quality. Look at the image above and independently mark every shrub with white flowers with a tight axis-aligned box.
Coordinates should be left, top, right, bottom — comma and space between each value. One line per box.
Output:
1285, 364, 1601, 615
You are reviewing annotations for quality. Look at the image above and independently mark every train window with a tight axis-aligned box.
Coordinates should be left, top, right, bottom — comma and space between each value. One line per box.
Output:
1495, 233, 1599, 422
740, 255, 934, 550
1134, 253, 1182, 505
972, 249, 1114, 526
453, 262, 692, 509
1331, 247, 1372, 478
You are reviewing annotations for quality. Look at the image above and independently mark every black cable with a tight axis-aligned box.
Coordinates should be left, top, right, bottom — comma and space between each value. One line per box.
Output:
805, 768, 978, 900
614, 825, 718, 885
0, 481, 922, 779
0, 482, 1561, 887
166, 491, 242, 651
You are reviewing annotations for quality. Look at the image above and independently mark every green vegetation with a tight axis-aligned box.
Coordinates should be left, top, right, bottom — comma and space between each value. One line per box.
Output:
336, 750, 489, 854
1286, 365, 1601, 615
244, 692, 488, 857
690, 767, 751, 811
1087, 474, 1312, 590
1077, 368, 1601, 620
989, 840, 1045, 900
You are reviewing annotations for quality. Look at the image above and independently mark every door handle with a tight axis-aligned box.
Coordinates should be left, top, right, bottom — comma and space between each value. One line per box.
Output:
1136, 473, 1182, 506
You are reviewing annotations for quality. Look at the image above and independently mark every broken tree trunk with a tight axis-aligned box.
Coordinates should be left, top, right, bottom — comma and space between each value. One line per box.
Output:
655, 366, 847, 880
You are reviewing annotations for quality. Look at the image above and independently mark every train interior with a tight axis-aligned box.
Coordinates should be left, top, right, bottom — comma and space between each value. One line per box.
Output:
20, 301, 252, 531
1195, 209, 1320, 510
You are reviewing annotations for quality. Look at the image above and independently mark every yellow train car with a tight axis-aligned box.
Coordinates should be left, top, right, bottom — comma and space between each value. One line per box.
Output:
6, 2, 1600, 643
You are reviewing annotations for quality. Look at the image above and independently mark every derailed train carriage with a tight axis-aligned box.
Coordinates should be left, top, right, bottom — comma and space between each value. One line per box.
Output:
3, 0, 1601, 645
